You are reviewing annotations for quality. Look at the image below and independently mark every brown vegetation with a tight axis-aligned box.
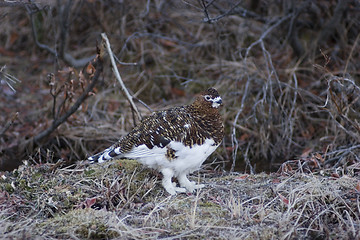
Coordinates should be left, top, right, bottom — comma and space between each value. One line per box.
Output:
1, 160, 360, 239
1, 0, 360, 171
0, 0, 360, 238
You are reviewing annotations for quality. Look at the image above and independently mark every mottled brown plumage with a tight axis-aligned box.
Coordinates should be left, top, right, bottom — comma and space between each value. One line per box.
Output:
88, 88, 224, 195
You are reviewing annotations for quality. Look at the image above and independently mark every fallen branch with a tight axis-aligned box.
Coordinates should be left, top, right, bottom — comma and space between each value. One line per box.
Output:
101, 33, 142, 122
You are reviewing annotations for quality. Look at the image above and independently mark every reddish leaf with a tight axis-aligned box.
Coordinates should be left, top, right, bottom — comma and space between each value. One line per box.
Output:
235, 174, 248, 180
85, 197, 97, 208
315, 153, 325, 163
240, 133, 250, 141
331, 173, 340, 178
0, 47, 16, 57
159, 39, 177, 48
10, 32, 19, 45
310, 157, 319, 168
86, 63, 95, 76
272, 178, 281, 183
356, 181, 360, 192
301, 148, 313, 158
225, 146, 235, 151
171, 87, 185, 97
278, 193, 289, 205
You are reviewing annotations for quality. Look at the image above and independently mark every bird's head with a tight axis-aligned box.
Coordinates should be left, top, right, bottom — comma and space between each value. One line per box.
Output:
201, 88, 223, 109
192, 88, 223, 112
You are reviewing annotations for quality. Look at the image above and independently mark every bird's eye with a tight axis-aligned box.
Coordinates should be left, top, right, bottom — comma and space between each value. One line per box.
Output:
204, 95, 212, 101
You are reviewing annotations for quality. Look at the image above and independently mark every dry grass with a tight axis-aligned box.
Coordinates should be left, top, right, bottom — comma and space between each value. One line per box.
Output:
1, 161, 359, 239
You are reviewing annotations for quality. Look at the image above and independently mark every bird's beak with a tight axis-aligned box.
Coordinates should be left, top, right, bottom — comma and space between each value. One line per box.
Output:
212, 97, 223, 108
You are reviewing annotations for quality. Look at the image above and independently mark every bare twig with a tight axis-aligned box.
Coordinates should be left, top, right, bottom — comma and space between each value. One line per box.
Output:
316, 0, 350, 47
48, 73, 58, 120
231, 71, 251, 172
57, 0, 73, 59
286, 73, 298, 150
0, 1, 34, 7
27, 4, 95, 68
245, 14, 292, 58
0, 65, 21, 93
113, 54, 138, 66
244, 142, 255, 174
199, 0, 212, 22
32, 44, 104, 143
27, 5, 56, 56
101, 33, 142, 122
134, 98, 153, 113
0, 112, 19, 138
201, 0, 243, 23
211, 1, 267, 23
344, 33, 360, 75
230, 14, 293, 171
118, 32, 201, 58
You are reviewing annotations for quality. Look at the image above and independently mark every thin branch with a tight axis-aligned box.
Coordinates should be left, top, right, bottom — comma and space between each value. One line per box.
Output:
244, 142, 255, 174
27, 4, 96, 68
0, 112, 19, 138
286, 73, 298, 150
230, 14, 292, 171
202, 0, 243, 23
101, 33, 142, 122
231, 71, 251, 172
245, 14, 292, 58
57, 0, 73, 58
27, 5, 56, 55
134, 98, 153, 113
118, 32, 202, 58
63, 53, 96, 69
344, 33, 360, 75
48, 73, 58, 120
0, 1, 27, 7
32, 45, 104, 143
212, 1, 267, 23
316, 0, 350, 46
113, 54, 138, 66
0, 65, 21, 93
140, 0, 151, 17
199, 0, 211, 23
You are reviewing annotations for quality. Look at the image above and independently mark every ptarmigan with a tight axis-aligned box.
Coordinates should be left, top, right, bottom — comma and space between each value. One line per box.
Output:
88, 88, 224, 195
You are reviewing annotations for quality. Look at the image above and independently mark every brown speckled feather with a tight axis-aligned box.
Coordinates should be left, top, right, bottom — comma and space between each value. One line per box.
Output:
89, 88, 224, 161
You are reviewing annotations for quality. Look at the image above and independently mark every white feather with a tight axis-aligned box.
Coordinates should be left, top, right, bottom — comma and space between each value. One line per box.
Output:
114, 147, 121, 154
211, 96, 222, 108
123, 139, 218, 176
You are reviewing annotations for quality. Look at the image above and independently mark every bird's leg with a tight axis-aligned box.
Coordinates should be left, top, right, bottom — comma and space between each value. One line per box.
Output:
177, 173, 205, 192
160, 168, 186, 195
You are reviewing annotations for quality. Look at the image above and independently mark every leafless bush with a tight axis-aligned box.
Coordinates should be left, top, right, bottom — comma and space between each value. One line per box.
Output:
0, 0, 359, 172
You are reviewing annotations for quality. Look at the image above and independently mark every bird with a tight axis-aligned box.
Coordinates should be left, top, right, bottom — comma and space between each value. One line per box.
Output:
88, 88, 224, 195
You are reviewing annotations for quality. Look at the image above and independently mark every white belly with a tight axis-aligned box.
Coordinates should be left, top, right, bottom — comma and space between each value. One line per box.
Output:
123, 139, 219, 176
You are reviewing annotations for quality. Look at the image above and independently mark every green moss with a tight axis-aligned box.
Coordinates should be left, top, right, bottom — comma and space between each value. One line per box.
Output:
37, 208, 120, 239
18, 179, 29, 190
115, 159, 142, 172
4, 183, 14, 193
199, 200, 221, 208
84, 169, 96, 176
